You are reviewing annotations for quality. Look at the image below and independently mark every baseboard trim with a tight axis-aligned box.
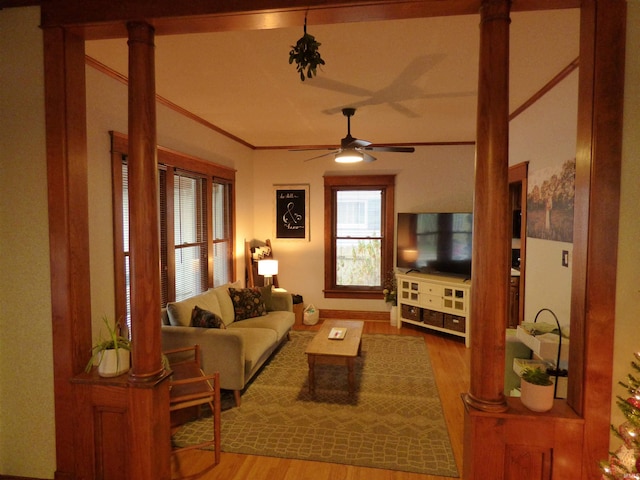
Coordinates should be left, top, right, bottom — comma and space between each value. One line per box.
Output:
319, 309, 391, 322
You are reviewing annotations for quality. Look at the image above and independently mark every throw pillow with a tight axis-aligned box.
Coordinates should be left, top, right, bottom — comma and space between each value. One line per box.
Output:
212, 281, 241, 327
229, 287, 268, 321
191, 305, 226, 329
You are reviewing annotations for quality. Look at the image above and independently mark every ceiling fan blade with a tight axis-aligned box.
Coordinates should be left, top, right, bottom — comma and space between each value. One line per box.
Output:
303, 150, 340, 162
362, 146, 415, 153
362, 151, 377, 163
345, 138, 372, 149
289, 147, 337, 152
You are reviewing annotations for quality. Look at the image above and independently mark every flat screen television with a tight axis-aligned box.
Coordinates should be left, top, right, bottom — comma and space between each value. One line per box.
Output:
396, 212, 473, 277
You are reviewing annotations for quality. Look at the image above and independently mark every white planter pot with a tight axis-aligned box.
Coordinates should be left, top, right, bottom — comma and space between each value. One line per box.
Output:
390, 305, 397, 326
520, 379, 554, 412
97, 348, 130, 377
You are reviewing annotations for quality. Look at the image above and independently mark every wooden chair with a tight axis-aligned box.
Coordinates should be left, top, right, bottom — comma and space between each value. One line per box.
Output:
165, 345, 221, 476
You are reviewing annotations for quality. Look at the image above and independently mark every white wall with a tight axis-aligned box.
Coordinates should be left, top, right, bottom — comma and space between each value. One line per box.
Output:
509, 71, 579, 326
251, 145, 475, 311
0, 7, 56, 478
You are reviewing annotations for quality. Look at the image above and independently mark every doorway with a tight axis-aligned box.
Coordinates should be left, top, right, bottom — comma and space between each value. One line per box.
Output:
509, 162, 528, 327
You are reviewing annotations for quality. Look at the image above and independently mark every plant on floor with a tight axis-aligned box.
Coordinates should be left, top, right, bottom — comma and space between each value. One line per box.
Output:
600, 351, 640, 479
382, 270, 397, 306
85, 316, 131, 375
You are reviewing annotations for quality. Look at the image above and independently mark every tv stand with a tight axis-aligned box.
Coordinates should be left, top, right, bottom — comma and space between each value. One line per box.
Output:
396, 272, 471, 347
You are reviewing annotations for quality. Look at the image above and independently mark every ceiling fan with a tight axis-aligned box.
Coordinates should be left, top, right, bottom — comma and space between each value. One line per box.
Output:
296, 108, 415, 163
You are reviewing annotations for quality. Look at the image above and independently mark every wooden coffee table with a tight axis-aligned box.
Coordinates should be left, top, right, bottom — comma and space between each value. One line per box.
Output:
305, 320, 364, 396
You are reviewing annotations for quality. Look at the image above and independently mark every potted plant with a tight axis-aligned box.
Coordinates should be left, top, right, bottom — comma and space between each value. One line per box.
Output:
520, 367, 555, 412
288, 15, 325, 81
85, 316, 131, 377
383, 270, 398, 325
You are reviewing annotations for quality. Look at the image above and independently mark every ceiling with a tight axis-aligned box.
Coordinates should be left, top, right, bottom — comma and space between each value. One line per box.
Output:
86, 8, 579, 153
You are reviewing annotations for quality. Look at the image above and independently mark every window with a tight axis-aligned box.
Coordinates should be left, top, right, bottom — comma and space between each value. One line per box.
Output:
324, 175, 395, 299
171, 171, 208, 302
111, 132, 235, 325
211, 181, 232, 287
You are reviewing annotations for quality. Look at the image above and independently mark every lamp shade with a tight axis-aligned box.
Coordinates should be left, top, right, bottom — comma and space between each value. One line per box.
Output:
335, 149, 363, 163
258, 259, 278, 277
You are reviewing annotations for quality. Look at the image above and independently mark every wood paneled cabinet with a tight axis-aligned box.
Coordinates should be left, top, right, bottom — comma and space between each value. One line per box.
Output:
396, 272, 471, 347
71, 369, 172, 479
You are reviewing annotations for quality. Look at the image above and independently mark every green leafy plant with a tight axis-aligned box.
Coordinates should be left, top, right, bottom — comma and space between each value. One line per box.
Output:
85, 316, 131, 373
383, 270, 397, 306
521, 367, 553, 386
289, 16, 325, 81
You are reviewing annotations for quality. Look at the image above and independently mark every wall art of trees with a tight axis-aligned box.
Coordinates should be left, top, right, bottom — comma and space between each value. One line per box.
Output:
526, 159, 576, 242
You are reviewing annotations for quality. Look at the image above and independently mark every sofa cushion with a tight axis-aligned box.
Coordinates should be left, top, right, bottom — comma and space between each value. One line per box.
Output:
228, 310, 294, 342
191, 306, 226, 329
212, 281, 241, 326
167, 289, 221, 327
259, 285, 274, 311
270, 290, 293, 312
229, 327, 278, 375
229, 287, 267, 321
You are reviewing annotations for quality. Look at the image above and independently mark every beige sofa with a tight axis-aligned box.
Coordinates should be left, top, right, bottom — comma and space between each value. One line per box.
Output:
161, 282, 294, 406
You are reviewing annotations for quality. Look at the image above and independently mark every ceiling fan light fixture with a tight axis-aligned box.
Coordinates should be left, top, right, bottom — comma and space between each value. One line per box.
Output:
335, 150, 363, 163
298, 108, 414, 163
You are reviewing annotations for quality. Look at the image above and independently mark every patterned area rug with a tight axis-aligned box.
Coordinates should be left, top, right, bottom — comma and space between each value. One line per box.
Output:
172, 331, 459, 477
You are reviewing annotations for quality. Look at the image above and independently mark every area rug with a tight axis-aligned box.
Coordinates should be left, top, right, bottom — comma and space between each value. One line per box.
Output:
172, 331, 459, 477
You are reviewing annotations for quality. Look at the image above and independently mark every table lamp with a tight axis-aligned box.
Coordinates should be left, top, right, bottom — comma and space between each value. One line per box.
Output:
258, 259, 278, 286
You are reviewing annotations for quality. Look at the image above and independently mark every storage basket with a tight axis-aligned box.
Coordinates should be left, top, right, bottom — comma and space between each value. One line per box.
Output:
401, 304, 422, 321
423, 309, 444, 328
444, 313, 466, 333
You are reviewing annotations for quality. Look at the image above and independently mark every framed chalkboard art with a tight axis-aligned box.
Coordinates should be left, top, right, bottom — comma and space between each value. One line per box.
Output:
274, 184, 309, 240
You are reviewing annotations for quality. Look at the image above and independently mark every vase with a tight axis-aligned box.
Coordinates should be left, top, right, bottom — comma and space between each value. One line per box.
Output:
97, 348, 130, 377
520, 379, 554, 412
390, 305, 397, 327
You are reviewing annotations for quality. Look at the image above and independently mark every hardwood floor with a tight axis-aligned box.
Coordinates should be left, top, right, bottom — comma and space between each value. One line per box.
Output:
171, 320, 471, 480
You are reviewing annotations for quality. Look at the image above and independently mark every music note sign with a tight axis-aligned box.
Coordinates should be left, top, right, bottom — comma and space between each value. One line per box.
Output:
274, 185, 309, 240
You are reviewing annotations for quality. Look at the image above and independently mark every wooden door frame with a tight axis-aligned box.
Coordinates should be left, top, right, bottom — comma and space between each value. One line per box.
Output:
509, 161, 528, 326
40, 0, 624, 478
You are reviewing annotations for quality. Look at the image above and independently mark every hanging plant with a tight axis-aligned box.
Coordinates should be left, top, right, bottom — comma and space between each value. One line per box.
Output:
289, 14, 325, 81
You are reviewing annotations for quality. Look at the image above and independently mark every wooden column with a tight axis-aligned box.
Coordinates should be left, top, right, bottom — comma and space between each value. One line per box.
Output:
572, 1, 626, 477
462, 5, 590, 477
43, 26, 92, 480
127, 22, 163, 381
125, 22, 172, 480
464, 0, 511, 413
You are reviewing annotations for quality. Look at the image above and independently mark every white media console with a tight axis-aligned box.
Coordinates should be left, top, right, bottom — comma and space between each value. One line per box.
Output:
396, 272, 471, 347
